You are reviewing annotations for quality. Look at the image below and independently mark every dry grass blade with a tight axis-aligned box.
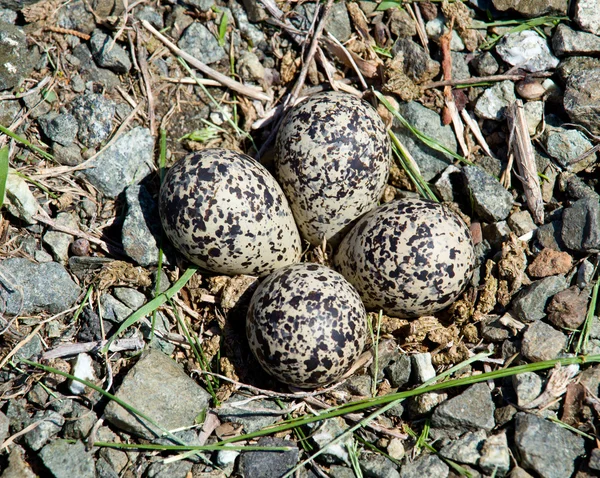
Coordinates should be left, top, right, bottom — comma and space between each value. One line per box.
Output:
506, 100, 544, 224
460, 109, 496, 158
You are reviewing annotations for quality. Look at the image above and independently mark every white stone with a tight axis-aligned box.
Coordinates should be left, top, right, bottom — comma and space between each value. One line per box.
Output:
412, 352, 436, 382
4, 170, 39, 224
425, 16, 465, 51
523, 101, 543, 136
216, 447, 239, 466
387, 437, 405, 460
474, 80, 516, 120
496, 30, 559, 72
575, 0, 600, 35
69, 353, 96, 395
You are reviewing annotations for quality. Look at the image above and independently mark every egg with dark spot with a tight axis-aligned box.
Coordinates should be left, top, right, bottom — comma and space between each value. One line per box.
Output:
246, 263, 367, 388
275, 91, 391, 246
159, 148, 302, 277
334, 198, 474, 318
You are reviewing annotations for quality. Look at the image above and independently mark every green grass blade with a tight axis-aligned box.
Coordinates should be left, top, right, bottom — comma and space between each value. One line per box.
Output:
0, 124, 54, 161
576, 266, 599, 354
0, 146, 8, 209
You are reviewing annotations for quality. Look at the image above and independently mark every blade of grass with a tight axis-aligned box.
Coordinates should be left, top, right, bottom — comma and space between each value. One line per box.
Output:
575, 263, 599, 354
478, 16, 566, 50
0, 124, 54, 162
0, 146, 8, 209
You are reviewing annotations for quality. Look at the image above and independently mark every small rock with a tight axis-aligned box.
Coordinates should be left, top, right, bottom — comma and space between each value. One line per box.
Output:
39, 440, 95, 478
24, 410, 65, 451
104, 349, 211, 439
43, 211, 79, 263
512, 275, 568, 322
113, 287, 146, 309
543, 127, 596, 173
474, 80, 516, 120
62, 402, 97, 440
359, 450, 400, 478
546, 286, 590, 329
294, 2, 352, 43
409, 391, 448, 416
432, 164, 462, 202
574, 0, 600, 35
481, 313, 522, 342
412, 352, 436, 383
229, 2, 266, 47
237, 51, 265, 83
514, 412, 585, 478
329, 465, 356, 478
561, 198, 600, 252
492, 0, 567, 17
0, 98, 20, 126
507, 210, 536, 237
388, 7, 417, 38
472, 51, 499, 76
145, 460, 194, 478
217, 394, 282, 434
0, 410, 8, 443
479, 431, 510, 476
240, 0, 267, 22
178, 22, 225, 65
393, 38, 440, 83
0, 22, 30, 91
536, 220, 565, 251
431, 383, 495, 432
463, 165, 514, 222
135, 6, 164, 29
309, 416, 351, 464
559, 172, 600, 201
4, 170, 39, 224
523, 101, 544, 135
71, 238, 90, 256
82, 126, 154, 198
425, 15, 465, 51
13, 334, 43, 361
0, 258, 81, 315
512, 372, 543, 406
527, 248, 573, 278
482, 221, 511, 248
122, 184, 162, 266
239, 437, 299, 478
387, 437, 405, 461
71, 93, 115, 148
577, 259, 595, 288
438, 429, 486, 465
69, 353, 96, 395
564, 68, 600, 135
553, 23, 600, 56
89, 29, 132, 74
385, 354, 412, 388
0, 8, 17, 23
216, 446, 239, 467
53, 143, 83, 166
341, 374, 372, 397
496, 30, 559, 72
100, 293, 133, 324
38, 112, 78, 146
2, 445, 37, 478
400, 453, 449, 478
589, 448, 600, 471
521, 321, 567, 362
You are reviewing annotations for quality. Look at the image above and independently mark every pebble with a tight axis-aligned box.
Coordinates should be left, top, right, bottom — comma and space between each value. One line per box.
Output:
432, 164, 462, 202
0, 7, 17, 23
145, 460, 194, 478
308, 416, 351, 464
431, 383, 495, 432
481, 313, 521, 342
439, 429, 486, 465
38, 112, 78, 146
72, 44, 121, 90
359, 450, 400, 478
135, 6, 164, 29
512, 275, 568, 322
82, 126, 154, 199
230, 1, 266, 46
389, 7, 417, 38
100, 293, 133, 324
217, 394, 282, 434
492, 0, 567, 17
42, 211, 79, 263
543, 127, 595, 173
24, 410, 65, 451
412, 352, 436, 383
391, 101, 458, 181
559, 172, 599, 201
53, 143, 83, 166
0, 410, 8, 443
387, 437, 405, 461
68, 353, 96, 395
400, 453, 449, 478
425, 16, 465, 51
113, 287, 146, 309
514, 412, 585, 478
546, 286, 590, 329
181, 0, 214, 11
553, 24, 600, 56
522, 102, 544, 136
178, 22, 226, 65
521, 321, 568, 362
472, 51, 499, 76
479, 431, 510, 476
385, 354, 412, 388
63, 402, 97, 440
577, 259, 595, 288
474, 80, 516, 120
0, 22, 30, 91
0, 258, 81, 315
527, 248, 573, 278
463, 165, 514, 222
496, 30, 559, 72
104, 349, 211, 439
535, 220, 565, 251
89, 29, 132, 74
589, 448, 600, 471
574, 0, 600, 35
122, 184, 162, 266
482, 221, 511, 248
239, 437, 299, 478
71, 238, 90, 256
2, 445, 36, 478
561, 197, 600, 252
393, 38, 441, 83
564, 68, 600, 135
512, 371, 543, 406
4, 170, 39, 224
71, 93, 116, 148
507, 210, 536, 236
39, 439, 95, 478
0, 98, 20, 125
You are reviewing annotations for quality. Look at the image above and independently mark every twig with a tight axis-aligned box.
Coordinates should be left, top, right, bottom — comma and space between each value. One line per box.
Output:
160, 77, 222, 87
460, 109, 496, 158
0, 77, 52, 101
135, 25, 156, 135
425, 73, 550, 89
44, 26, 91, 41
41, 337, 145, 360
141, 20, 271, 102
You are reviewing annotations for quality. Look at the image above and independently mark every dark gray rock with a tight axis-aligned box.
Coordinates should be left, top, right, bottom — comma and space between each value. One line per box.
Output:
521, 321, 567, 362
553, 23, 600, 56
512, 275, 568, 322
294, 2, 352, 43
472, 51, 499, 76
536, 220, 565, 251
512, 371, 543, 406
82, 126, 154, 198
122, 184, 161, 266
463, 165, 513, 222
574, 0, 600, 35
53, 143, 83, 166
178, 22, 226, 65
564, 68, 600, 135
39, 440, 95, 478
329, 465, 356, 478
559, 172, 600, 201
438, 430, 486, 465
479, 431, 510, 476
99, 293, 132, 324
0, 99, 20, 125
507, 210, 536, 236
492, 0, 567, 17
589, 448, 600, 471
400, 453, 449, 478
481, 314, 520, 342
23, 410, 64, 450
21, 90, 51, 118
432, 164, 462, 202
431, 383, 495, 431
238, 437, 299, 478
359, 450, 400, 478
13, 334, 43, 361
230, 2, 266, 49
482, 221, 511, 248
89, 29, 132, 74
308, 416, 351, 464
43, 212, 79, 263
385, 354, 412, 388
56, 0, 95, 34
62, 402, 97, 440
96, 457, 120, 478
71, 44, 120, 90
135, 6, 164, 29
181, 0, 214, 10
0, 22, 30, 91
496, 31, 559, 72
104, 349, 211, 439
0, 258, 81, 315
514, 412, 585, 478
393, 38, 441, 84
561, 198, 600, 252
217, 394, 283, 434
145, 460, 194, 478
390, 101, 457, 181
71, 93, 115, 148
38, 112, 78, 146
113, 287, 146, 309
0, 410, 8, 443
543, 127, 595, 173
474, 80, 516, 120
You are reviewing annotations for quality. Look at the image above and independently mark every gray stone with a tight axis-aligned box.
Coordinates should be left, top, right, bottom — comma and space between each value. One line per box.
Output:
308, 416, 351, 464
4, 170, 39, 224
557, 56, 600, 85
536, 220, 565, 251
412, 352, 436, 383
178, 22, 225, 66
0, 22, 30, 91
0, 258, 81, 315
589, 448, 600, 471
56, 0, 95, 34
521, 321, 568, 362
512, 371, 543, 406
181, 0, 214, 10
89, 29, 132, 74
432, 383, 495, 431
492, 0, 567, 17
409, 391, 448, 416
71, 93, 115, 148
553, 23, 600, 57
237, 50, 265, 83
512, 275, 568, 322
104, 349, 211, 439
113, 287, 146, 309
564, 68, 600, 135
432, 164, 462, 202
135, 6, 164, 29
575, 0, 600, 35
482, 221, 511, 248
71, 44, 120, 90
329, 465, 356, 478
43, 212, 79, 263
388, 7, 417, 38
24, 410, 65, 451
0, 410, 8, 443
393, 37, 440, 84
496, 30, 559, 72
523, 101, 544, 135
62, 401, 97, 439
145, 460, 194, 478
479, 431, 510, 476
82, 126, 154, 198
53, 142, 83, 166
241, 0, 267, 22
38, 112, 78, 146
293, 2, 352, 43
463, 165, 513, 222
561, 198, 600, 252
341, 374, 372, 397
100, 293, 132, 324
229, 0, 266, 46
507, 210, 536, 236
577, 259, 595, 288
0, 99, 20, 125
96, 457, 120, 478
13, 334, 43, 360
217, 394, 283, 434
481, 314, 520, 342
239, 437, 299, 478
2, 445, 36, 478
438, 429, 486, 465
391, 101, 457, 181
474, 80, 516, 120
400, 453, 449, 478
122, 184, 161, 266
39, 439, 95, 478
425, 16, 465, 51
68, 353, 96, 396
544, 127, 596, 173
385, 354, 412, 388
359, 450, 400, 478
514, 412, 585, 478
559, 172, 599, 201
0, 7, 16, 23
472, 51, 499, 76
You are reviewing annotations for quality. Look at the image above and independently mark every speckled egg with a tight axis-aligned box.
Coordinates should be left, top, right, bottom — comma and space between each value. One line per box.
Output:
275, 91, 391, 246
159, 148, 302, 277
246, 263, 367, 388
334, 198, 474, 318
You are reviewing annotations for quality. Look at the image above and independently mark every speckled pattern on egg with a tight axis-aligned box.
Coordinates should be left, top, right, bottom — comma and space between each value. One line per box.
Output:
246, 263, 367, 388
275, 91, 390, 246
334, 198, 475, 318
159, 148, 302, 277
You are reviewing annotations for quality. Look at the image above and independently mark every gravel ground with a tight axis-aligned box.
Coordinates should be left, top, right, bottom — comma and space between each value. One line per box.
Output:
0, 0, 600, 477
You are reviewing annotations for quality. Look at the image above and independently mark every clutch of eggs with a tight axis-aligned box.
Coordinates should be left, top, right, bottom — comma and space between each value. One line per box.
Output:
159, 148, 302, 277
334, 198, 475, 318
275, 91, 391, 246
